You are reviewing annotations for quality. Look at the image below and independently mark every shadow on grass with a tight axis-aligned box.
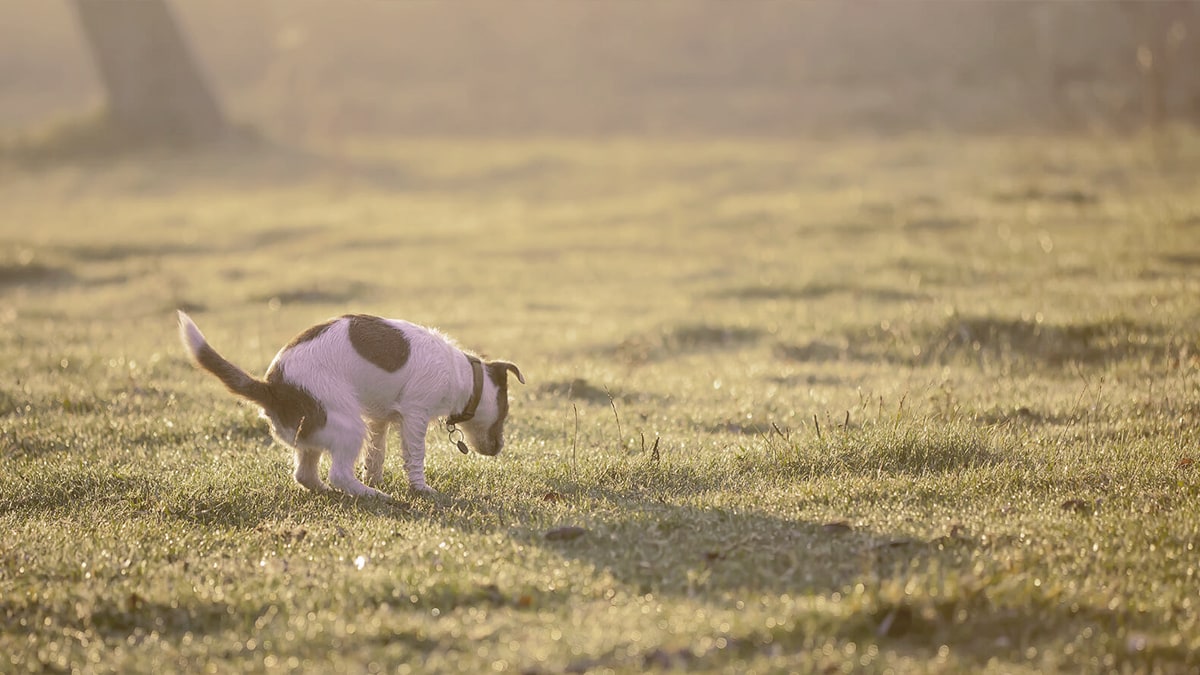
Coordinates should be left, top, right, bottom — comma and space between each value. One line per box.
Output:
991, 185, 1099, 205
718, 282, 925, 303
768, 422, 1005, 480
0, 111, 265, 167
778, 314, 1185, 369
773, 340, 848, 363
250, 280, 379, 307
537, 378, 620, 406
59, 241, 214, 263
606, 322, 765, 364
0, 595, 247, 642
497, 493, 1158, 672
2, 443, 1167, 671
1, 429, 78, 458
0, 116, 560, 199
0, 259, 74, 290
534, 377, 667, 408
0, 461, 358, 529
0, 469, 157, 516
910, 316, 1170, 367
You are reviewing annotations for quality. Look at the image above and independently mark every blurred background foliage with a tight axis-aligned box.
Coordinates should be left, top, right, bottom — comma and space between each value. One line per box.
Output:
1, 0, 1198, 145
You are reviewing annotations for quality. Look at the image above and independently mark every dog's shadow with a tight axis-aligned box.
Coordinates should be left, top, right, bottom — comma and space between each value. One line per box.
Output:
324, 471, 956, 603
336, 486, 454, 517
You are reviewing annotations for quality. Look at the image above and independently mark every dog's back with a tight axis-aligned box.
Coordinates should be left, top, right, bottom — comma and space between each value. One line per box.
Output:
264, 315, 460, 421
178, 312, 462, 439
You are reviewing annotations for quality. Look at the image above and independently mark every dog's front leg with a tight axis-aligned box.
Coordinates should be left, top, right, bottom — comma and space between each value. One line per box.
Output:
363, 418, 389, 487
397, 414, 435, 493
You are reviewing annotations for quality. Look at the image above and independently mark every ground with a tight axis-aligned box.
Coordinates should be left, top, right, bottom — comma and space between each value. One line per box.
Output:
2, 132, 1199, 673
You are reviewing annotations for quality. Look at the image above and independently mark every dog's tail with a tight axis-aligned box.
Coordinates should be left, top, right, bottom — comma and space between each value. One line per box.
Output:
177, 311, 274, 409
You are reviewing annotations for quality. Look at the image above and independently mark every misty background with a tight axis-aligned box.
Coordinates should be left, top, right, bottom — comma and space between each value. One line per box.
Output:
2, 0, 1199, 142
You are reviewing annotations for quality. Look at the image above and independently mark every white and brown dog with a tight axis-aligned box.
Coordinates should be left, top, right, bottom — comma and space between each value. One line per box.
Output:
177, 311, 524, 499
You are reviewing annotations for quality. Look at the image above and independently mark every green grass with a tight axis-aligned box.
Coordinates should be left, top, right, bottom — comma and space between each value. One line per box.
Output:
3, 131, 1200, 673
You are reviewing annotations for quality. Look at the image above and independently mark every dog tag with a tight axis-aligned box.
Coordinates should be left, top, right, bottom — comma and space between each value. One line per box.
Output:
456, 440, 470, 454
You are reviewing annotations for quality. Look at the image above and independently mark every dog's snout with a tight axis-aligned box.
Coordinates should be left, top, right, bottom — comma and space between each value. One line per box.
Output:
474, 436, 503, 457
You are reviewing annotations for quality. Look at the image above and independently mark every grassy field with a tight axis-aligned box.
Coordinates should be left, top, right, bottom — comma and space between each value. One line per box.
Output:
2, 131, 1200, 673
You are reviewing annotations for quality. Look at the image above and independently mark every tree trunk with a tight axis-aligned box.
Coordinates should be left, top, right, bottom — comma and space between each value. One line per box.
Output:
72, 0, 227, 143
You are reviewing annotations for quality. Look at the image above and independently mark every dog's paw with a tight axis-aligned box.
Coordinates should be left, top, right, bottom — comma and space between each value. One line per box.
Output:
347, 485, 392, 500
408, 483, 438, 495
298, 480, 333, 493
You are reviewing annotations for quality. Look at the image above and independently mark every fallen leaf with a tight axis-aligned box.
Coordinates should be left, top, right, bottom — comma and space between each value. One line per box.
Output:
1178, 457, 1194, 469
516, 594, 533, 608
1061, 498, 1093, 514
643, 648, 694, 669
876, 605, 914, 637
929, 534, 973, 549
541, 491, 564, 502
931, 524, 973, 548
565, 658, 603, 674
544, 526, 587, 541
870, 538, 917, 551
822, 521, 853, 534
476, 584, 504, 604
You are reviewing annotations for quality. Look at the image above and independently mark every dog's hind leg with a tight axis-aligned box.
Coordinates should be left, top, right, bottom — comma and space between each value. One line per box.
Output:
363, 418, 389, 487
293, 448, 329, 492
323, 415, 391, 499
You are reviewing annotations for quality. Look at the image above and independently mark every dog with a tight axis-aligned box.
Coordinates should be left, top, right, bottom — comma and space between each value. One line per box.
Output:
177, 311, 524, 499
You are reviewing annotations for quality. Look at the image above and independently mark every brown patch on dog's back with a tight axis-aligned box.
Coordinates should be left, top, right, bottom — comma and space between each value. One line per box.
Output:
264, 363, 327, 441
346, 314, 411, 372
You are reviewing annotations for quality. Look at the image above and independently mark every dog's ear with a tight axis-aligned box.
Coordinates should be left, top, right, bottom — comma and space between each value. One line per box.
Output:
492, 360, 526, 385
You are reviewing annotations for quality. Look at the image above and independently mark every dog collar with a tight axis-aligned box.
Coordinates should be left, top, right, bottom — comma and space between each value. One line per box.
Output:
447, 355, 484, 427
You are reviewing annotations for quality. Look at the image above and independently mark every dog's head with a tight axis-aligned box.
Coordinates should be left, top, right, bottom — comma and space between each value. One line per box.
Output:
460, 360, 525, 456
